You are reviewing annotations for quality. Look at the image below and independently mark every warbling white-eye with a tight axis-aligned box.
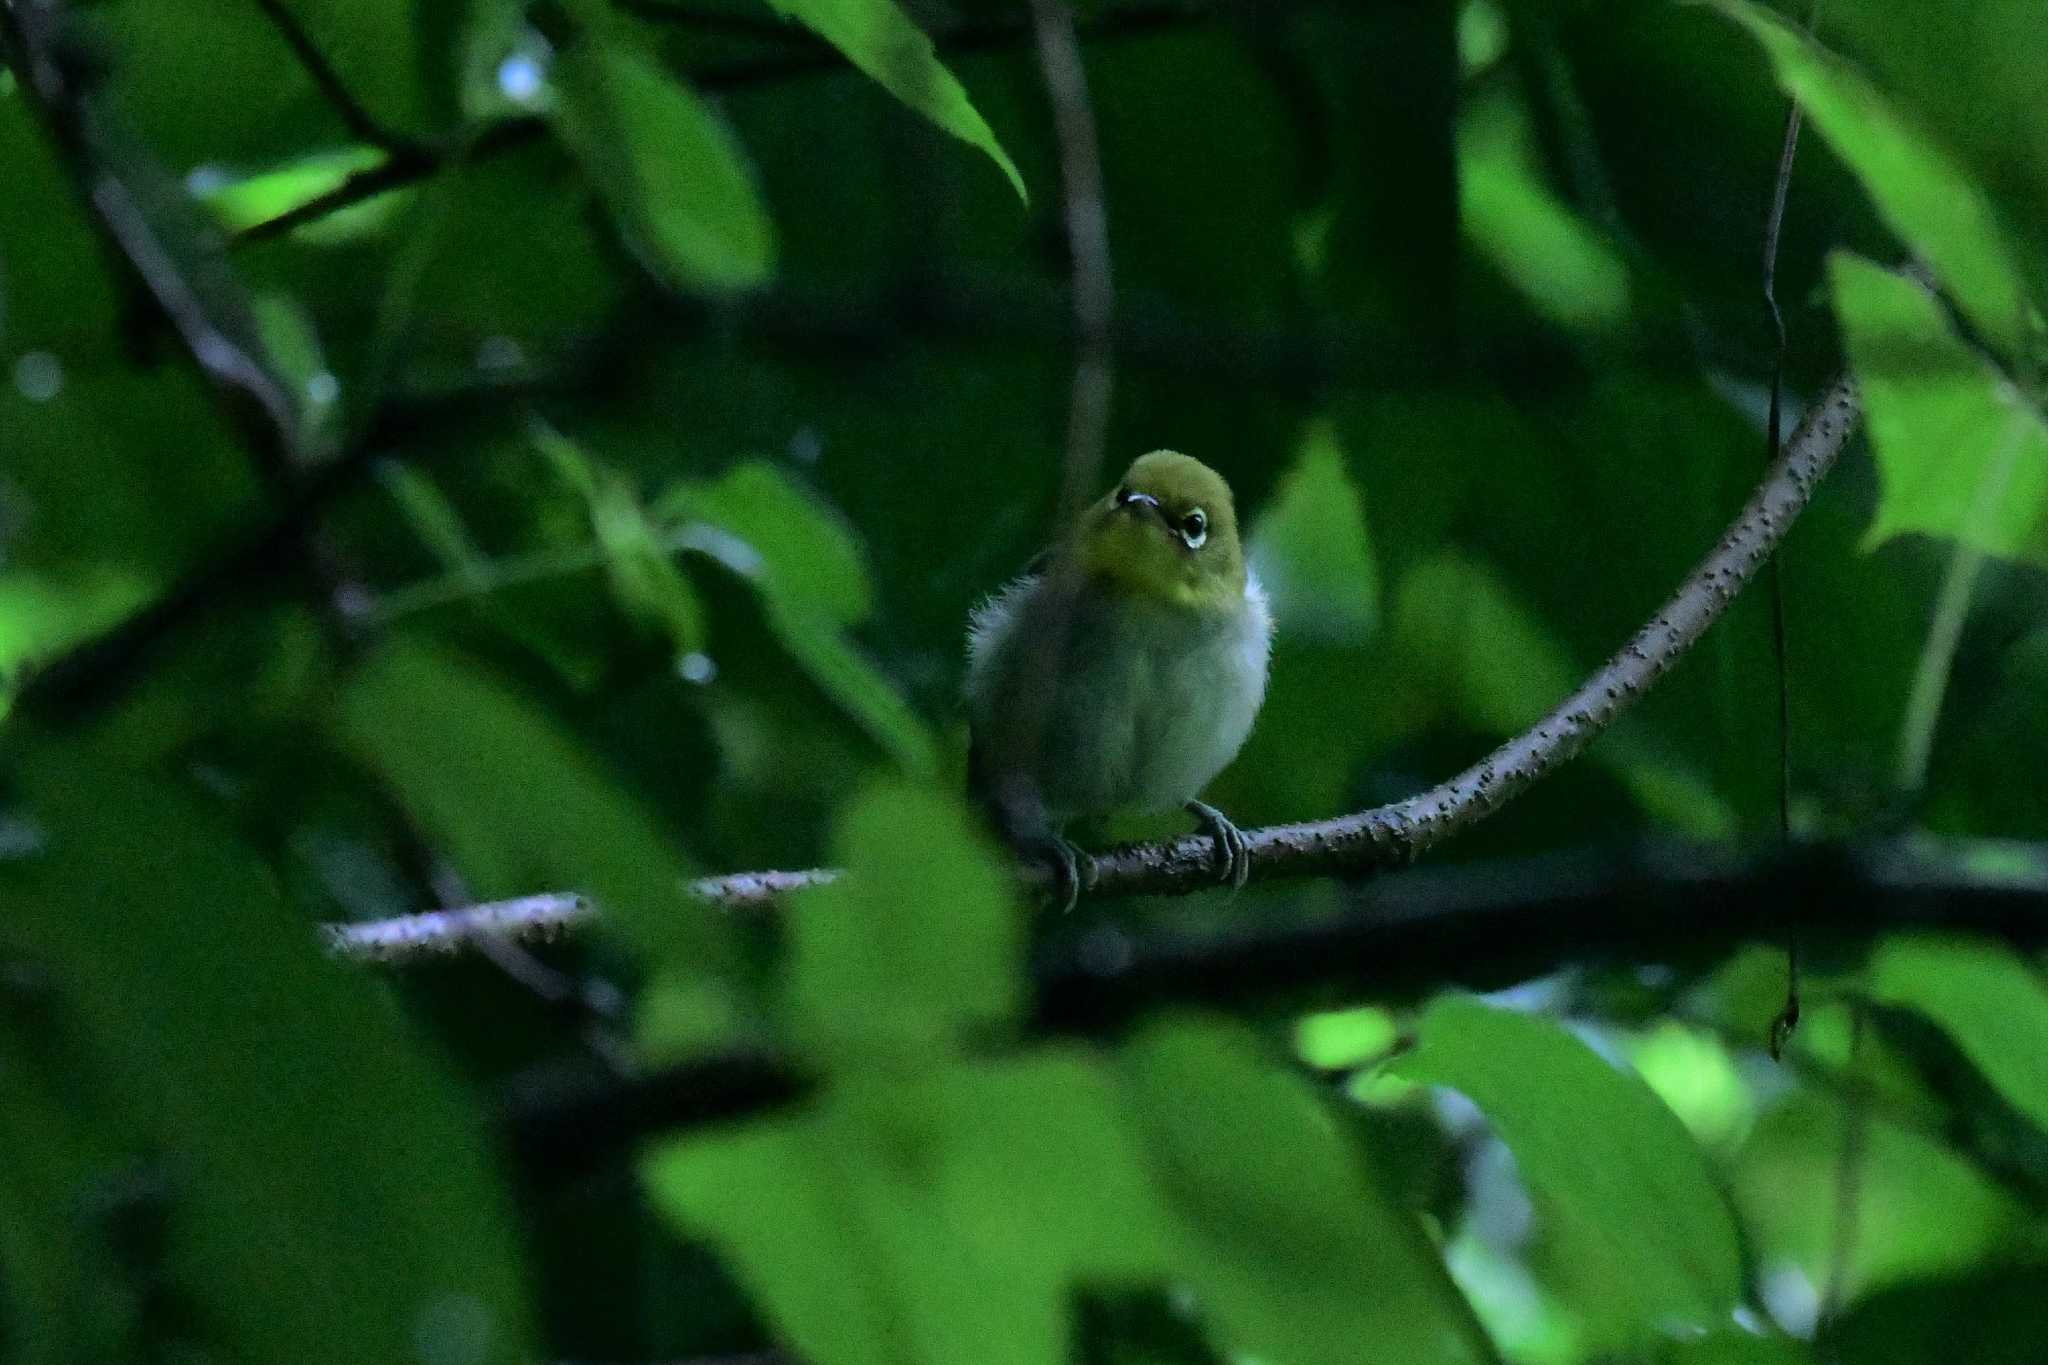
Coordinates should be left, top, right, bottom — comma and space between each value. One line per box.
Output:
965, 451, 1273, 909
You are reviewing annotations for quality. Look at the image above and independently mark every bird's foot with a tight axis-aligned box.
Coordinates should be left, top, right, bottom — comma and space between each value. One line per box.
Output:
1184, 799, 1252, 893
1028, 834, 1097, 913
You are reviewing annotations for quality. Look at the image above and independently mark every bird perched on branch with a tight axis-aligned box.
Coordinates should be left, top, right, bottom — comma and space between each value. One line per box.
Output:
965, 451, 1273, 909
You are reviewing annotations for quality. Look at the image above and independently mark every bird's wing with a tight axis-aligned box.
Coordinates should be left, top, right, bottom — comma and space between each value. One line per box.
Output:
964, 548, 1054, 812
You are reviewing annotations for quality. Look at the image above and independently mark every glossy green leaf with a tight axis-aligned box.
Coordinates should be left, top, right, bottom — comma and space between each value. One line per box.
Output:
552, 35, 775, 291
764, 0, 1026, 202
1390, 996, 1741, 1340
1714, 1, 2033, 357
1868, 935, 2048, 1133
341, 640, 732, 977
644, 1053, 1169, 1365
1832, 253, 2048, 565
1121, 1016, 1494, 1365
0, 738, 533, 1365
1248, 420, 1379, 646
785, 779, 1019, 1059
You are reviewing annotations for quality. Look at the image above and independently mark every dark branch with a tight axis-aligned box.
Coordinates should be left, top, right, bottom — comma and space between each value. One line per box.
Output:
1031, 0, 1118, 518
503, 836, 2048, 1177
231, 124, 527, 247
1, 1, 298, 446
11, 383, 541, 721
228, 2, 1208, 243
331, 373, 1862, 961
249, 0, 425, 155
1758, 15, 1810, 1058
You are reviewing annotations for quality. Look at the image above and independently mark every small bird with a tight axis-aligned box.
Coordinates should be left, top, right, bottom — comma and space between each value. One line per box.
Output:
965, 450, 1273, 909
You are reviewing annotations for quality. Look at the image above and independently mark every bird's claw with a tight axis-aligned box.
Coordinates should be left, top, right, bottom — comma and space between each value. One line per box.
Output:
1031, 835, 1097, 913
1184, 799, 1251, 894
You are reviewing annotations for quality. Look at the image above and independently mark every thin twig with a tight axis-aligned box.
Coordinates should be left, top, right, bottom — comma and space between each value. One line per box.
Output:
1892, 418, 2029, 793
330, 376, 1861, 961
1030, 0, 1117, 517
1815, 1002, 1870, 1358
227, 4, 1202, 245
1, 2, 297, 446
249, 0, 424, 154
1761, 63, 1807, 1061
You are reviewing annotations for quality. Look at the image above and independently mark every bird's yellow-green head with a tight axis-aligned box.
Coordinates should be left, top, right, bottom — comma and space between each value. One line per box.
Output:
1073, 451, 1245, 610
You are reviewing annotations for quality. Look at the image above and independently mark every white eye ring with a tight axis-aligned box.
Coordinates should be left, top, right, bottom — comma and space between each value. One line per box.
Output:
1179, 507, 1208, 549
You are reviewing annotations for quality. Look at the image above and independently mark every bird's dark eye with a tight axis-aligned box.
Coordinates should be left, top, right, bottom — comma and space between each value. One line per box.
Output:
1180, 508, 1208, 549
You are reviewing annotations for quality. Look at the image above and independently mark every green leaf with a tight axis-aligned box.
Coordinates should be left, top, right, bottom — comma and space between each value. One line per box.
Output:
1661, 1333, 1813, 1365
552, 35, 775, 291
1713, 1, 2033, 358
0, 737, 533, 1365
658, 461, 873, 628
1393, 553, 1576, 736
260, 0, 437, 137
196, 145, 383, 228
1734, 1091, 2027, 1300
1121, 1015, 1494, 1365
785, 779, 1019, 1059
1248, 419, 1380, 646
644, 1053, 1168, 1365
1868, 935, 2048, 1133
660, 463, 935, 775
1456, 88, 1632, 338
252, 292, 344, 459
341, 640, 733, 978
537, 422, 706, 652
1389, 996, 1741, 1342
1390, 552, 1735, 837
1626, 1022, 1755, 1150
0, 568, 153, 686
0, 1060, 139, 1365
764, 605, 939, 776
1831, 253, 2048, 564
1832, 1268, 2048, 1365
763, 0, 1026, 202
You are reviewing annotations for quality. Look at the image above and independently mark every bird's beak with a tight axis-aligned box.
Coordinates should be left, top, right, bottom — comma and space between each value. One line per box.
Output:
1118, 490, 1162, 520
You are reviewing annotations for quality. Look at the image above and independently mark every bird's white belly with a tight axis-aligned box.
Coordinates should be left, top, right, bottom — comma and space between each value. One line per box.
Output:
968, 576, 1271, 821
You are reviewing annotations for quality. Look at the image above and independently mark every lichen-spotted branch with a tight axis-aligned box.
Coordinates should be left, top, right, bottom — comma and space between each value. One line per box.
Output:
329, 374, 1861, 964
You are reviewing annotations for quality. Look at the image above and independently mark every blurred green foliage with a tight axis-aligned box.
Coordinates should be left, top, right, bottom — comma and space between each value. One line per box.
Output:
2, 0, 2047, 1362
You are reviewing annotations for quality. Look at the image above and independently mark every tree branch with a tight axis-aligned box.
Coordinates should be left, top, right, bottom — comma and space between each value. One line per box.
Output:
2, 0, 298, 447
1030, 0, 1118, 517
229, 2, 1207, 243
504, 835, 2048, 1177
249, 0, 424, 155
330, 373, 1861, 962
